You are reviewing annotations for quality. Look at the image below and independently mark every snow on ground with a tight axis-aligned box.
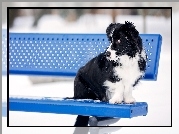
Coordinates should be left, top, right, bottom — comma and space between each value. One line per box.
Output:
2, 12, 175, 133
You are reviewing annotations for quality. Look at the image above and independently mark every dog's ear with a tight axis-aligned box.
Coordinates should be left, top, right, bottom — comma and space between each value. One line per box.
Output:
123, 21, 139, 38
123, 21, 142, 47
124, 21, 135, 29
106, 23, 116, 42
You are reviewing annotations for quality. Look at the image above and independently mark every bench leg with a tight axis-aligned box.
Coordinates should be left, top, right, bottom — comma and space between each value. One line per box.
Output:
89, 127, 99, 134
88, 117, 120, 126
89, 127, 122, 134
73, 127, 89, 134
73, 117, 121, 134
73, 127, 122, 134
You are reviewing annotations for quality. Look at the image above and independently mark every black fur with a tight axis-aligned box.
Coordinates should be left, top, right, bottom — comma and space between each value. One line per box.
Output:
73, 21, 147, 126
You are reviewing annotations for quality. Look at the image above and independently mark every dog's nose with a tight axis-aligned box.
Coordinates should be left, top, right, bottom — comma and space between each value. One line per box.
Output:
106, 51, 111, 57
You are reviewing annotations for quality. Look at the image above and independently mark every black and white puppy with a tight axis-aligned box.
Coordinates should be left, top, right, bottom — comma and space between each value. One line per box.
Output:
73, 21, 147, 126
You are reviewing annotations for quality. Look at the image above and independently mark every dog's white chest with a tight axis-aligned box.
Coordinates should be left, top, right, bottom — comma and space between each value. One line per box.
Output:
114, 54, 142, 85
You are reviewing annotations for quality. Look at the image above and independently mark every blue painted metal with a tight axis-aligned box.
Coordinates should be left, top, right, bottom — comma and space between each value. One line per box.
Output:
9, 97, 148, 118
8, 31, 162, 80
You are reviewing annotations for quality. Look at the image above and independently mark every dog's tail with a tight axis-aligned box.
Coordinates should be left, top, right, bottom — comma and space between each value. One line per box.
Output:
74, 115, 89, 126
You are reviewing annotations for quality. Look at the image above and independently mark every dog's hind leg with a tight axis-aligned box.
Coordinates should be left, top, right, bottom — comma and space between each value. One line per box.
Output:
74, 74, 90, 99
73, 75, 97, 126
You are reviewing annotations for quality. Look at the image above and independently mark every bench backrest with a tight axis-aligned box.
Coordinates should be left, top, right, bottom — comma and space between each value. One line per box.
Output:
3, 30, 162, 80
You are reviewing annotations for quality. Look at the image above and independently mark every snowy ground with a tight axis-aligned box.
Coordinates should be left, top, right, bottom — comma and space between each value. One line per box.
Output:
2, 12, 175, 133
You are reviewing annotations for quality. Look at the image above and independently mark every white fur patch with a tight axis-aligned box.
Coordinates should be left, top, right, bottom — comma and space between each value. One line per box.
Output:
103, 80, 124, 103
114, 54, 143, 84
104, 53, 144, 104
141, 49, 147, 60
106, 44, 119, 62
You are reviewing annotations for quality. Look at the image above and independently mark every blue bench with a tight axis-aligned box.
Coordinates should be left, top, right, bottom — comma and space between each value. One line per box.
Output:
2, 29, 162, 125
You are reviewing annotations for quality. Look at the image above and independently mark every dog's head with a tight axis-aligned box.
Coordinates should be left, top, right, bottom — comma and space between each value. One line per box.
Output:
105, 21, 143, 61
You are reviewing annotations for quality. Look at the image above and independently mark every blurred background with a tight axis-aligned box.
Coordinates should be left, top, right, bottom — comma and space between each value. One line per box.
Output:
2, 3, 172, 84
7, 7, 171, 33
4, 3, 172, 34
2, 2, 174, 133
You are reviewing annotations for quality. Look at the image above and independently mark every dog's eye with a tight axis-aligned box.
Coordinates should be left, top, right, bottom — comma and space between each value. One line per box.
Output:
115, 52, 120, 55
114, 40, 120, 45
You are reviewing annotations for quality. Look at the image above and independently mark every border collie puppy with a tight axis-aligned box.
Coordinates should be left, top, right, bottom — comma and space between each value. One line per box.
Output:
73, 21, 147, 126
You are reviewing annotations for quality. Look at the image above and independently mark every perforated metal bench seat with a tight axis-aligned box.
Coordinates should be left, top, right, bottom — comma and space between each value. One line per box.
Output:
9, 96, 148, 118
2, 29, 162, 119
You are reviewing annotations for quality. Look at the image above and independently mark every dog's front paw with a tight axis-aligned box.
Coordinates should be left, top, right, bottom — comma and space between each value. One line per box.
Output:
109, 97, 123, 104
124, 97, 136, 104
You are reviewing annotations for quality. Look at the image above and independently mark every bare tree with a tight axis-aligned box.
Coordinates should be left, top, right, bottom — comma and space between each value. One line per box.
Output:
32, 9, 52, 27
142, 9, 147, 33
111, 9, 117, 23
